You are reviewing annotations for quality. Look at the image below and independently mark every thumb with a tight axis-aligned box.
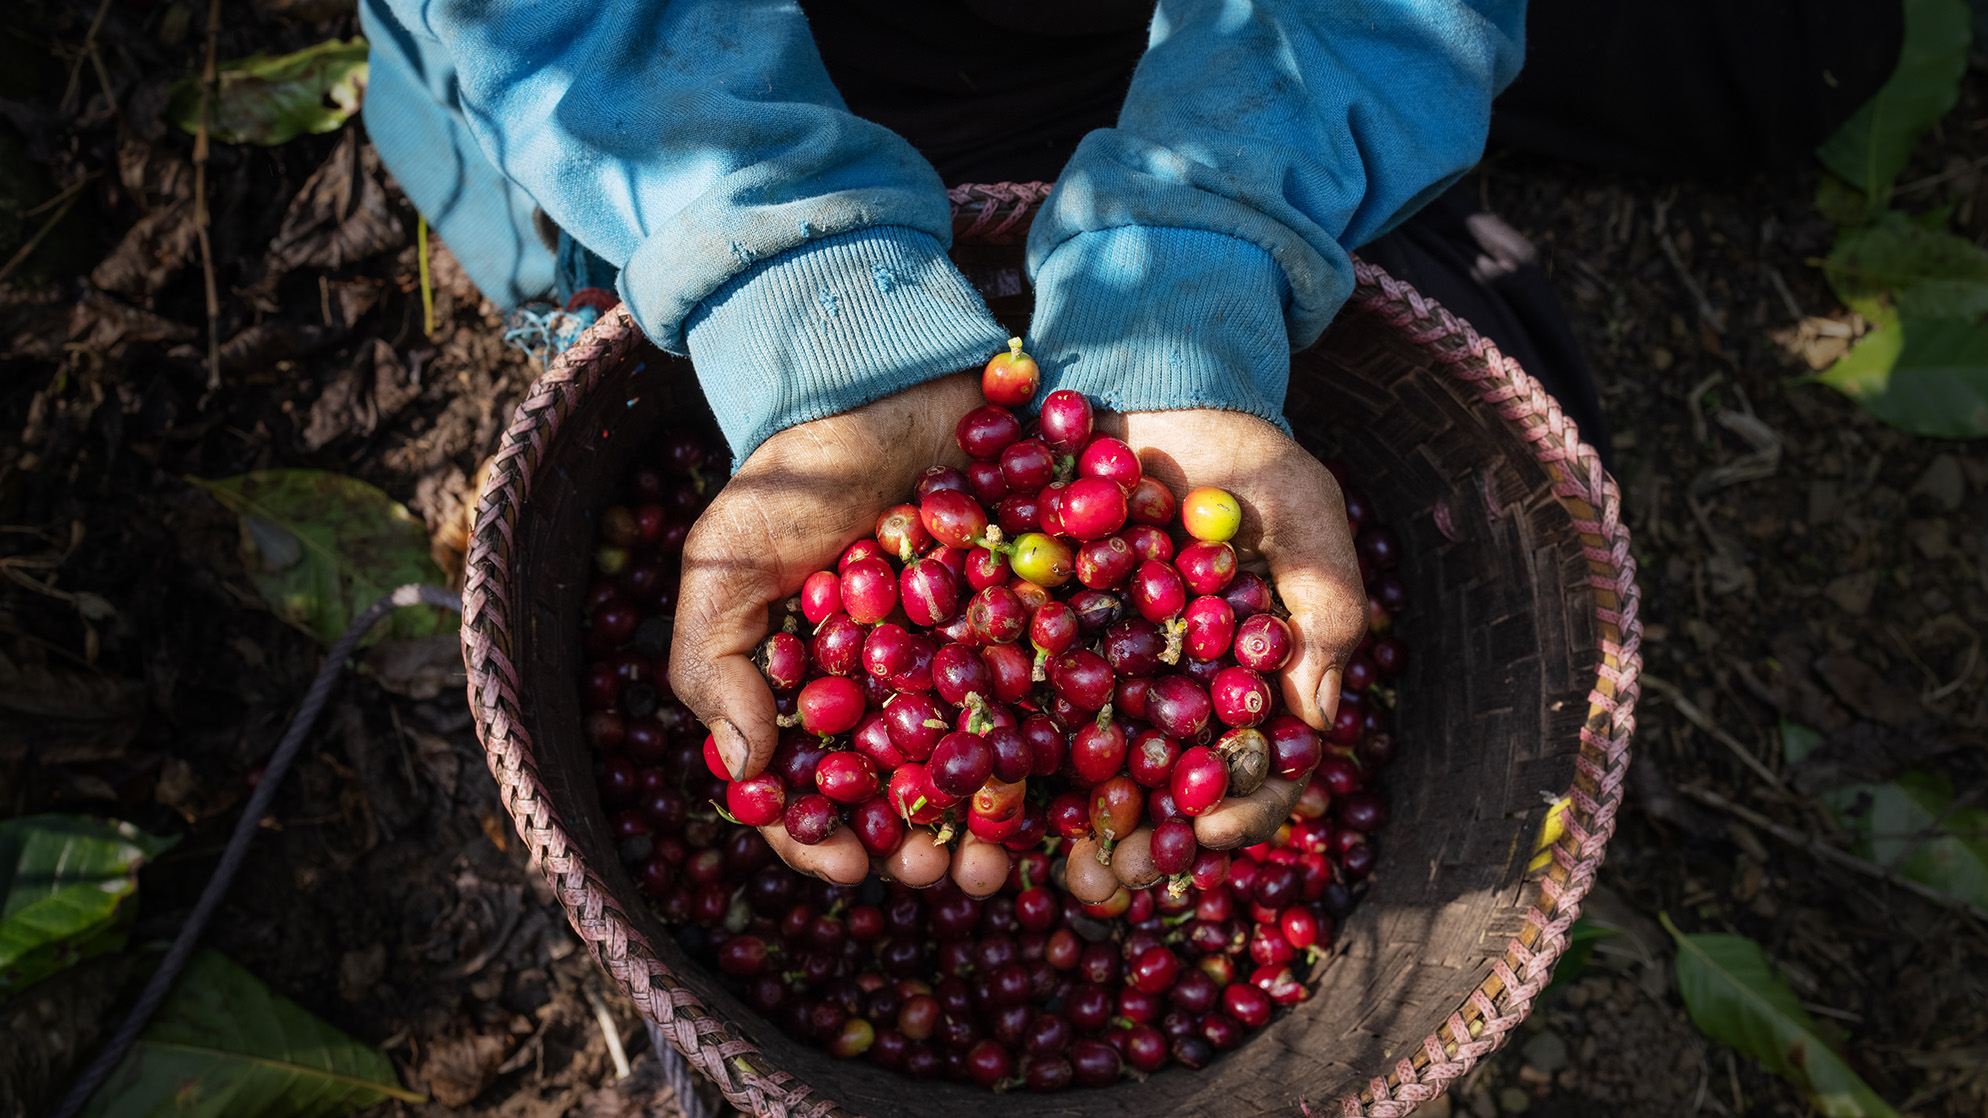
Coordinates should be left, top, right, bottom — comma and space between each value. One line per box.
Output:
669, 519, 783, 780
1261, 469, 1366, 732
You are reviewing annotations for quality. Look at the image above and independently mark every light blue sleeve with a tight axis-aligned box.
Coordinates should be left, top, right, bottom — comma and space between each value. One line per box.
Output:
1024, 0, 1527, 429
382, 0, 1007, 460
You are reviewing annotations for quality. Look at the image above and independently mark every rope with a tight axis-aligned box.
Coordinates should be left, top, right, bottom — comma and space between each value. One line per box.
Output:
50, 583, 464, 1118
649, 1021, 716, 1118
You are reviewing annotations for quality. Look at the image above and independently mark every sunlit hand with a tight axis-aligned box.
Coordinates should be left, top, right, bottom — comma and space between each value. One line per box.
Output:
670, 373, 1008, 892
1062, 408, 1366, 901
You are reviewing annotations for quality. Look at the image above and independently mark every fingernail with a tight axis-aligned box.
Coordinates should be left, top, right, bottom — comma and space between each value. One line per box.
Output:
713, 719, 748, 780
1316, 669, 1342, 728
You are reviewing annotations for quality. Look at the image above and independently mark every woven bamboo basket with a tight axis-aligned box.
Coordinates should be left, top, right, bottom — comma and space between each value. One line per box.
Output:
463, 183, 1641, 1118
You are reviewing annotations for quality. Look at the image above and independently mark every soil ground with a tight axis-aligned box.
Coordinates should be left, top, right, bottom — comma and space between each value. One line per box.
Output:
3, 3, 1986, 1117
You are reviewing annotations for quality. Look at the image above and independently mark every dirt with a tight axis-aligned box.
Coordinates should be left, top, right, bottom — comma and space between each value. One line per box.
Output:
2, 1, 1985, 1116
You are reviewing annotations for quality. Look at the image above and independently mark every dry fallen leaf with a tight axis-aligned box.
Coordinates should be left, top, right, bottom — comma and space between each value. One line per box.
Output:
418, 1031, 512, 1107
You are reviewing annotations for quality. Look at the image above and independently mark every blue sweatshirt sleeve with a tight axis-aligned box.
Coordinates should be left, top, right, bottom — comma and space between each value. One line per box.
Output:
383, 0, 1008, 460
1024, 0, 1527, 429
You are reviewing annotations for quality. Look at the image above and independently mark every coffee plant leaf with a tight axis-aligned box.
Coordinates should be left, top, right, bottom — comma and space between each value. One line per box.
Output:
78, 949, 424, 1118
191, 470, 449, 644
1816, 303, 1988, 438
0, 815, 175, 997
1779, 718, 1825, 767
1661, 915, 1900, 1118
1815, 0, 1970, 202
1822, 770, 1988, 911
168, 38, 368, 147
1823, 212, 1988, 322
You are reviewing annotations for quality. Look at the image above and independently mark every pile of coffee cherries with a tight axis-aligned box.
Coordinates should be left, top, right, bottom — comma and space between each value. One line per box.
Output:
577, 344, 1409, 1089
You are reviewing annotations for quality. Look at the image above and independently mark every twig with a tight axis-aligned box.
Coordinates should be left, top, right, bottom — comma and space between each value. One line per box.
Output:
417, 214, 435, 336
1762, 265, 1804, 324
583, 987, 632, 1079
88, 43, 117, 114
1677, 783, 1988, 927
21, 170, 102, 218
1684, 372, 1723, 445
0, 193, 81, 287
1642, 673, 1786, 791
194, 0, 222, 396
1651, 189, 1726, 334
59, 0, 114, 112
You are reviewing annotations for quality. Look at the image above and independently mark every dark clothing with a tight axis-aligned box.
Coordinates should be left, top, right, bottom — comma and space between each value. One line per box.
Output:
799, 0, 1152, 185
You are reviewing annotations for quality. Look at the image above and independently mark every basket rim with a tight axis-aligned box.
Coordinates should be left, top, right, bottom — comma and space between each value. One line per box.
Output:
460, 190, 1640, 1118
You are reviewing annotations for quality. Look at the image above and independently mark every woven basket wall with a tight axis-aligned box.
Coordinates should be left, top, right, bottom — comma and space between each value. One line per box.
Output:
462, 184, 1641, 1118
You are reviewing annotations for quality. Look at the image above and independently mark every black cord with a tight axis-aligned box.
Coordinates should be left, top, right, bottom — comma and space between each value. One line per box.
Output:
50, 584, 463, 1118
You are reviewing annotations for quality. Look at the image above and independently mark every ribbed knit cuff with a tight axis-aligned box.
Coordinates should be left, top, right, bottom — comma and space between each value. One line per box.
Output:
682, 227, 1010, 461
1026, 227, 1306, 434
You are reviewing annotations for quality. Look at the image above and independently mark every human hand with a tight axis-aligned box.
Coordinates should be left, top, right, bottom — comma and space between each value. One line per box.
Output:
1063, 409, 1366, 901
671, 372, 1014, 893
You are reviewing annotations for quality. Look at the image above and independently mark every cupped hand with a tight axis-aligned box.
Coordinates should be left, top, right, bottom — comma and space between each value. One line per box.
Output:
1064, 408, 1367, 901
670, 372, 1011, 892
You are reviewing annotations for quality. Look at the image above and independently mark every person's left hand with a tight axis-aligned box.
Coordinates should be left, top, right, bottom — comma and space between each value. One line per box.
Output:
1060, 407, 1368, 900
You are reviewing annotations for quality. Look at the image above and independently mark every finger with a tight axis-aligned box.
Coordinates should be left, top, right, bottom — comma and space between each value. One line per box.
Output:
1261, 461, 1366, 731
670, 508, 783, 780
886, 830, 952, 888
1110, 828, 1162, 891
759, 823, 871, 885
1193, 777, 1303, 850
1064, 837, 1118, 903
951, 835, 1011, 898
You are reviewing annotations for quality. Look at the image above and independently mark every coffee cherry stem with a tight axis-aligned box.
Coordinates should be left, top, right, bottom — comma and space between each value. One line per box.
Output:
1030, 646, 1049, 682
710, 800, 744, 825
1160, 618, 1186, 665
775, 712, 800, 728
962, 691, 997, 735
1092, 703, 1115, 732
972, 525, 1011, 555
1166, 872, 1193, 900
1053, 454, 1077, 485
932, 815, 957, 845
1096, 835, 1117, 866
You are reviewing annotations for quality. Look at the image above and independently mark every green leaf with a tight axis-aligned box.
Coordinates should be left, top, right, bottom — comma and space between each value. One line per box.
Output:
1814, 175, 1875, 227
79, 949, 424, 1117
190, 470, 450, 644
0, 815, 176, 997
1816, 305, 1988, 438
1781, 718, 1825, 767
1540, 916, 1615, 1002
1824, 212, 1988, 322
168, 39, 368, 147
1814, 0, 1971, 202
1661, 914, 1900, 1118
1822, 771, 1988, 910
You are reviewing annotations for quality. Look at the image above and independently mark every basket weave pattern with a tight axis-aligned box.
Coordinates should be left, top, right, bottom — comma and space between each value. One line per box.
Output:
1333, 261, 1640, 1116
462, 187, 1638, 1118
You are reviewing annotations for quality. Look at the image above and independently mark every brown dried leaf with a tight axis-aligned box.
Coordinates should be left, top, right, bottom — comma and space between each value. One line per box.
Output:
299, 340, 414, 450
67, 288, 195, 356
417, 1032, 511, 1108
0, 650, 145, 764
208, 320, 337, 375
1823, 571, 1878, 615
1814, 654, 1925, 727
90, 198, 198, 298
363, 634, 464, 701
153, 756, 246, 824
245, 132, 403, 307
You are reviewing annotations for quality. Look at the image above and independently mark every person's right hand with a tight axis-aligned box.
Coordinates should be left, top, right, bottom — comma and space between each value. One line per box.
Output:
670, 372, 1014, 893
